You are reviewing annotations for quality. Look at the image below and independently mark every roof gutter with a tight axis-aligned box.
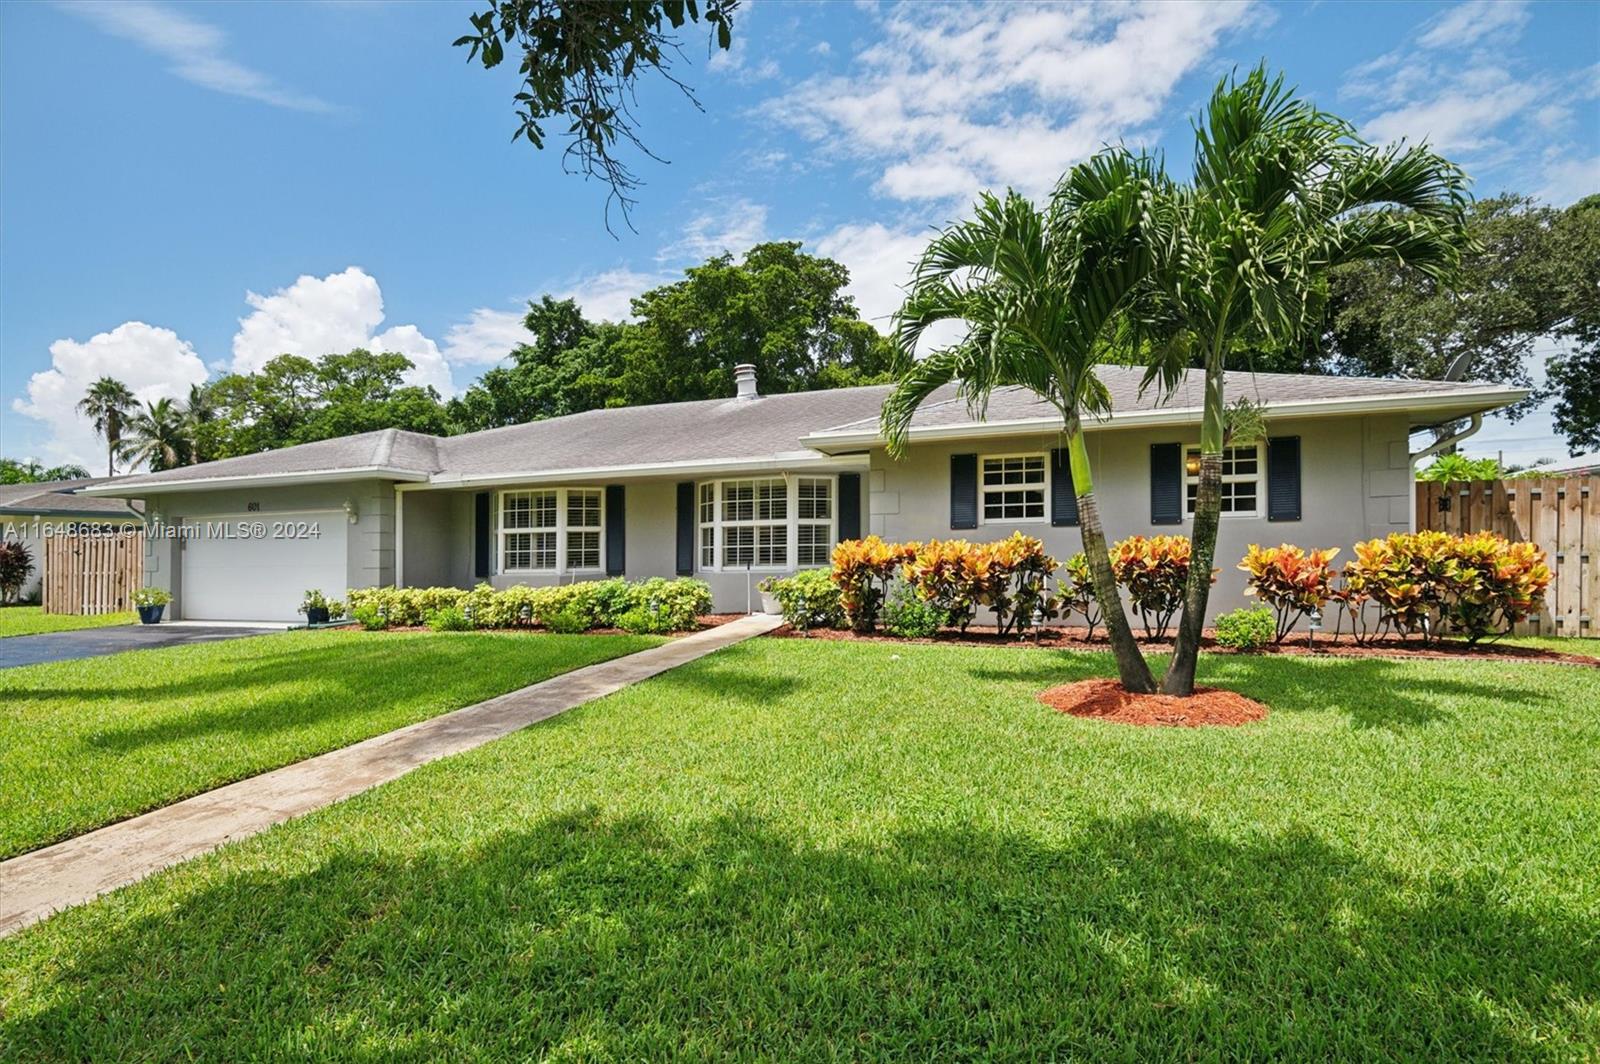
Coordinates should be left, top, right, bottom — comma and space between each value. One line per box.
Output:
1409, 412, 1483, 464
415, 451, 869, 490
800, 388, 1527, 452
77, 466, 434, 497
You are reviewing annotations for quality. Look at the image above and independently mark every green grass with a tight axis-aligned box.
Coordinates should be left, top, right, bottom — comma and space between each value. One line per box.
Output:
2, 641, 1597, 1060
1445, 632, 1600, 656
0, 606, 133, 638
0, 630, 660, 858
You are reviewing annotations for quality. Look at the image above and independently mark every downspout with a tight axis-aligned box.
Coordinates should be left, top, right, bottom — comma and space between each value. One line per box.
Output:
1407, 412, 1483, 530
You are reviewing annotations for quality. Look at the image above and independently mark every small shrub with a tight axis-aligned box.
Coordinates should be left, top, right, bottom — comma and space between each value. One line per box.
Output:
0, 539, 35, 604
587, 578, 636, 627
832, 536, 914, 633
629, 577, 712, 631
425, 606, 472, 632
902, 538, 985, 631
1214, 606, 1274, 650
882, 581, 947, 638
1111, 535, 1211, 640
544, 607, 590, 634
1239, 543, 1340, 642
982, 532, 1059, 637
615, 606, 674, 635
1058, 553, 1102, 640
1416, 453, 1501, 482
351, 603, 388, 631
1441, 532, 1551, 644
759, 569, 845, 634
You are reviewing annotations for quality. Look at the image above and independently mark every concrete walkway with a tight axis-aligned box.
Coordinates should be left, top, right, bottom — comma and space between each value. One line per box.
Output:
0, 614, 782, 937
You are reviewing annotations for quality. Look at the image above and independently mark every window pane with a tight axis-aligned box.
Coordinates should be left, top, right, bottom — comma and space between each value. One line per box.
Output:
533, 531, 556, 569
700, 483, 716, 524
757, 480, 787, 521
758, 524, 788, 566
567, 489, 601, 529
798, 478, 831, 520
501, 492, 532, 530
798, 524, 831, 566
723, 482, 754, 522
701, 526, 715, 568
532, 491, 557, 529
723, 525, 755, 567
504, 532, 532, 570
567, 530, 600, 569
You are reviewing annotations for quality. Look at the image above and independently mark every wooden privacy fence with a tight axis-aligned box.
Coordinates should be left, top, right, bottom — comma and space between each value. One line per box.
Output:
1416, 477, 1597, 637
43, 529, 145, 616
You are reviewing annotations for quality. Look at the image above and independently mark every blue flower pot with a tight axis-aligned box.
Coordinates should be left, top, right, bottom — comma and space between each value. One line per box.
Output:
137, 604, 165, 625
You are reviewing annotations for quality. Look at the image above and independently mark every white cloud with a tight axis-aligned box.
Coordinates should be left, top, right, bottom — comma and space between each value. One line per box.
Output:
440, 307, 534, 366
813, 222, 925, 326
659, 199, 770, 262
1417, 0, 1530, 50
1537, 154, 1600, 206
766, 0, 1258, 202
554, 268, 670, 322
707, 36, 780, 82
57, 0, 337, 113
11, 322, 209, 470
231, 267, 454, 395
1363, 70, 1540, 152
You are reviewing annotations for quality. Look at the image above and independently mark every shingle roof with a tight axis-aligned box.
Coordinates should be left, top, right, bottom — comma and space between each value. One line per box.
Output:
87, 368, 1522, 495
0, 478, 139, 518
809, 366, 1519, 437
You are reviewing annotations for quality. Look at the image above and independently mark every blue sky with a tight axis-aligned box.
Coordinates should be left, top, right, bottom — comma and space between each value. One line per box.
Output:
2, 0, 1596, 468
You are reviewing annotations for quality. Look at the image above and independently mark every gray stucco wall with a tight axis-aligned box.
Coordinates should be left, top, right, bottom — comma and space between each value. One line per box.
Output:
868, 412, 1413, 625
139, 479, 396, 620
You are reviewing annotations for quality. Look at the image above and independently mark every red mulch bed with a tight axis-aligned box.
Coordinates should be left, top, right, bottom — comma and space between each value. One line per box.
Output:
1039, 678, 1269, 728
766, 623, 1600, 666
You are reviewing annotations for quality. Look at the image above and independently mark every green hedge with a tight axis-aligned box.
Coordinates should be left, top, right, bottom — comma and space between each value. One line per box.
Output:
347, 577, 713, 632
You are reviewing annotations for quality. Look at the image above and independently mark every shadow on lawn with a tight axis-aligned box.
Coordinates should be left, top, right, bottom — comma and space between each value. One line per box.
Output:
6, 810, 1593, 1060
8, 638, 629, 756
966, 652, 1555, 730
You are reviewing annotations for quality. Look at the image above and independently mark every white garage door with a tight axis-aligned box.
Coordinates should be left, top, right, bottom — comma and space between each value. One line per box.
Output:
180, 513, 348, 621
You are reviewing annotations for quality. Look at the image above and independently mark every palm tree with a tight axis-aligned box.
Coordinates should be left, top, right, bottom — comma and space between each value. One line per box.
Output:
183, 382, 216, 464
1140, 66, 1470, 696
76, 377, 137, 477
881, 155, 1168, 693
124, 397, 190, 472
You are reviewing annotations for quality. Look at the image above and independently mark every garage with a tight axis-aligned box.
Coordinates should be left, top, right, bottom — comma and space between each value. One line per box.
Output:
179, 512, 348, 622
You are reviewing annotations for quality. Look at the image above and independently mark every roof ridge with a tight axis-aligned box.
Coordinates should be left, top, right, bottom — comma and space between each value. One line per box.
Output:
371, 427, 399, 468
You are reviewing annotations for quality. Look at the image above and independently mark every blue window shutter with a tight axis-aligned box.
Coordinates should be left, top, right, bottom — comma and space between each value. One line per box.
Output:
1051, 448, 1079, 526
675, 482, 696, 575
1267, 436, 1302, 521
950, 454, 978, 529
605, 484, 625, 575
837, 472, 861, 541
473, 492, 491, 578
1150, 444, 1183, 525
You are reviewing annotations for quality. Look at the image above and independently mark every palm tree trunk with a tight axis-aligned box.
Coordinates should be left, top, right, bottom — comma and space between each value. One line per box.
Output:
1162, 361, 1224, 695
1065, 414, 1156, 693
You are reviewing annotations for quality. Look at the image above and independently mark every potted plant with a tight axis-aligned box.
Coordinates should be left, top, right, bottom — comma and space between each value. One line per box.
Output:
132, 586, 172, 625
299, 589, 332, 625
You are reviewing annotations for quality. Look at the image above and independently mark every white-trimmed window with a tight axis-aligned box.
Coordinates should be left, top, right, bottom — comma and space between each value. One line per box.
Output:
698, 475, 836, 571
499, 488, 604, 574
981, 454, 1047, 523
1185, 444, 1262, 517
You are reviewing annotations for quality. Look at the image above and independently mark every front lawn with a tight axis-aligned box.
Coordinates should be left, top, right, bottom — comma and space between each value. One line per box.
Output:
0, 606, 133, 639
0, 630, 661, 858
2, 641, 1595, 1059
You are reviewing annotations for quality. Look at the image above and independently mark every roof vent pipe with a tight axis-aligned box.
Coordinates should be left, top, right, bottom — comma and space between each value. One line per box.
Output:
733, 363, 759, 400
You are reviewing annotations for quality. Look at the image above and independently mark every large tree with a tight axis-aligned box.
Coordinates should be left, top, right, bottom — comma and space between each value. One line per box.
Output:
197, 350, 450, 458
456, 0, 738, 229
76, 377, 137, 477
882, 159, 1167, 694
1139, 67, 1470, 696
449, 243, 895, 432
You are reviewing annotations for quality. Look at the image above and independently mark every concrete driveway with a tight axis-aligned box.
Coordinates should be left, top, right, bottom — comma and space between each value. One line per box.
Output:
0, 624, 282, 669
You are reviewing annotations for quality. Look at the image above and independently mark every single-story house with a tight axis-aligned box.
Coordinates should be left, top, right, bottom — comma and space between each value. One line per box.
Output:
82, 365, 1524, 623
1527, 451, 1600, 477
0, 478, 142, 602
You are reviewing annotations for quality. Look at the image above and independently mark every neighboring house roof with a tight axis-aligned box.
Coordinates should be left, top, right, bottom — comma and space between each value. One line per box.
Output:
1527, 451, 1600, 476
83, 369, 1525, 497
0, 477, 140, 519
